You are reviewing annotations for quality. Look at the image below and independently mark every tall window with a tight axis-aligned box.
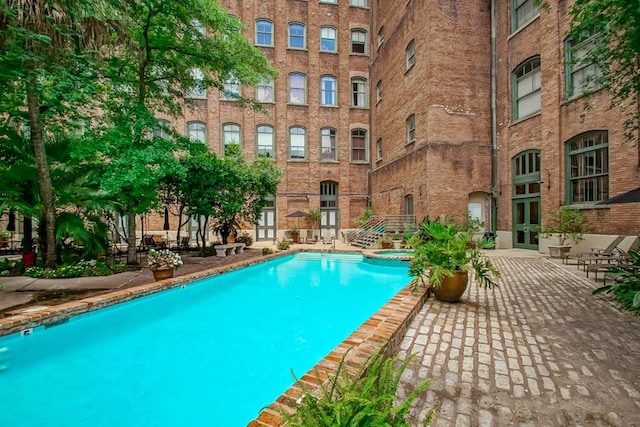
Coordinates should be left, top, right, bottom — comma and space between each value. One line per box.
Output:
187, 68, 206, 99
405, 195, 414, 216
222, 123, 241, 152
321, 128, 337, 161
351, 78, 367, 107
320, 26, 337, 52
567, 131, 609, 204
289, 73, 306, 104
187, 121, 207, 144
288, 23, 306, 49
565, 35, 602, 99
320, 75, 337, 106
511, 0, 539, 32
376, 80, 382, 102
351, 29, 367, 54
406, 40, 415, 70
376, 138, 383, 161
256, 79, 274, 102
320, 181, 337, 208
406, 114, 415, 144
513, 56, 541, 120
351, 129, 367, 162
289, 126, 307, 159
377, 26, 384, 48
257, 125, 274, 157
255, 19, 273, 46
350, 0, 367, 7
154, 119, 170, 140
222, 76, 240, 100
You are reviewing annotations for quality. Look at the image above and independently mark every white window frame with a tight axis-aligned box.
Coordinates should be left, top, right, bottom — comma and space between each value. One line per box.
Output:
256, 78, 274, 103
257, 125, 275, 158
222, 123, 241, 153
351, 29, 367, 54
350, 0, 367, 7
222, 76, 240, 100
513, 56, 541, 120
320, 26, 337, 52
187, 121, 207, 144
255, 19, 273, 46
288, 22, 306, 49
289, 126, 307, 160
351, 77, 367, 108
321, 127, 338, 162
187, 68, 206, 99
320, 75, 337, 106
289, 73, 307, 104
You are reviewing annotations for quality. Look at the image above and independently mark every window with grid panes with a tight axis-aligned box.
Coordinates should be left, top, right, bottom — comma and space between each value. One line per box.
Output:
351, 29, 366, 54
321, 128, 337, 161
351, 129, 367, 162
567, 131, 609, 204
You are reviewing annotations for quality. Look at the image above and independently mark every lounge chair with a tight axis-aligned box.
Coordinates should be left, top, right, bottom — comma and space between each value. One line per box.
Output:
581, 237, 640, 274
563, 235, 625, 265
306, 230, 318, 244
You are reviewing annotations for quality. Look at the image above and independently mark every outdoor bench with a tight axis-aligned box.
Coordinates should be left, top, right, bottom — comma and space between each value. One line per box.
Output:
214, 243, 245, 257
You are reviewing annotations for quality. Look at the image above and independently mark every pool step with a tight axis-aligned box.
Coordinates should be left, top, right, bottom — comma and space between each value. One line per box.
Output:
294, 252, 363, 263
0, 346, 7, 373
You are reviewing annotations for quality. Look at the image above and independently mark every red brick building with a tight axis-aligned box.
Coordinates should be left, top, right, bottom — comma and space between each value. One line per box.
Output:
152, 0, 640, 250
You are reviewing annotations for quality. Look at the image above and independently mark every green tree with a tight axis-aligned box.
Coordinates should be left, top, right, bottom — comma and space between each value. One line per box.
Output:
0, 0, 109, 267
568, 0, 640, 144
95, 0, 276, 264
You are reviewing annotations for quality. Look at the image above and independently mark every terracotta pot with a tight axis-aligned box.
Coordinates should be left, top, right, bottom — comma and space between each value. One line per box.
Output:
433, 270, 469, 303
381, 241, 392, 249
152, 267, 174, 281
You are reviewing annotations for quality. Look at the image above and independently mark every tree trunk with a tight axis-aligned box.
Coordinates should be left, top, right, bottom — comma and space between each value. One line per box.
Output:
126, 210, 138, 265
27, 90, 57, 268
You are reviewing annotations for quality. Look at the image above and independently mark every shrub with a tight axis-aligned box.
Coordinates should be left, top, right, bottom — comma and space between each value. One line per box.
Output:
24, 260, 125, 279
277, 241, 291, 250
262, 247, 274, 255
281, 348, 434, 426
236, 232, 253, 247
0, 258, 25, 276
147, 249, 183, 270
593, 252, 640, 314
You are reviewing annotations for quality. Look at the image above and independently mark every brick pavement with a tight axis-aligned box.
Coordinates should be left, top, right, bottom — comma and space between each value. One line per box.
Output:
397, 256, 640, 426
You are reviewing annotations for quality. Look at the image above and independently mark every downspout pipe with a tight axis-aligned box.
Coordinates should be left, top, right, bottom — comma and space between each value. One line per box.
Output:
490, 0, 498, 236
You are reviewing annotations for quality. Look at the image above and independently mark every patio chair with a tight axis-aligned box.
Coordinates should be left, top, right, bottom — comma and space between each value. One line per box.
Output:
563, 235, 625, 265
579, 236, 640, 272
306, 230, 318, 244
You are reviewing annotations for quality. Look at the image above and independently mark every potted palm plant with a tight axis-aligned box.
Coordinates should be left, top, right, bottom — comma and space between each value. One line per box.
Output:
408, 220, 500, 303
540, 208, 589, 258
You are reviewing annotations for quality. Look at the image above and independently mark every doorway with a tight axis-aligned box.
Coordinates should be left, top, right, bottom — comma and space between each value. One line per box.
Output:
512, 150, 541, 250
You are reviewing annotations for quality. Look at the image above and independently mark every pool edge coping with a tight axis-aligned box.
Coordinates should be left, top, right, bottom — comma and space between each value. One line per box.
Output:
0, 248, 428, 427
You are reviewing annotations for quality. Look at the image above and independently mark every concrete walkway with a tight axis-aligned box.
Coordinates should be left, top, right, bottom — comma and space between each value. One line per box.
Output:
1, 245, 639, 425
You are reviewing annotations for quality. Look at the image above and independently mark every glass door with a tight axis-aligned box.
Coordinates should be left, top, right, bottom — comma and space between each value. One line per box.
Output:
513, 197, 540, 249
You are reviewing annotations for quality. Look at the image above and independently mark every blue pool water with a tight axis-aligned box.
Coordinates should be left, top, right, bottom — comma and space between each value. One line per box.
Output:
0, 252, 410, 426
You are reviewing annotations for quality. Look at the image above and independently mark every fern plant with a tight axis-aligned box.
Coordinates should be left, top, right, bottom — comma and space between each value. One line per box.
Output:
282, 348, 434, 426
593, 251, 640, 314
408, 220, 500, 289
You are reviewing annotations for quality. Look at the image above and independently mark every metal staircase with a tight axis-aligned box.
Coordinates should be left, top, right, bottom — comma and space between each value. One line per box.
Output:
345, 215, 416, 248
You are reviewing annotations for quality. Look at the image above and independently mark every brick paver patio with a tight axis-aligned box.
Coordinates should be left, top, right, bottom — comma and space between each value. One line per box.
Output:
398, 256, 640, 426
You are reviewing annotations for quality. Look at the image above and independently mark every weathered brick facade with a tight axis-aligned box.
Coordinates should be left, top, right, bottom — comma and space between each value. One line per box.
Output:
145, 0, 640, 249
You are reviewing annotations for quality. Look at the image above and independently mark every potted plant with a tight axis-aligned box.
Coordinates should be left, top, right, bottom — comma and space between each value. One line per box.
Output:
392, 235, 403, 250
289, 225, 300, 243
540, 208, 589, 258
307, 207, 321, 242
147, 248, 183, 281
409, 220, 500, 303
380, 235, 393, 249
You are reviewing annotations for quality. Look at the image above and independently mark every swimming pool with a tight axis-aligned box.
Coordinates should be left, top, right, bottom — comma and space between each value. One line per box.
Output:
0, 252, 413, 426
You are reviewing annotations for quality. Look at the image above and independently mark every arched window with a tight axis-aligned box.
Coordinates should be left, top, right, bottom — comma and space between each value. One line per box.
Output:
257, 125, 274, 158
566, 131, 609, 204
321, 128, 337, 161
222, 123, 241, 153
289, 126, 307, 159
320, 75, 337, 106
351, 129, 367, 162
289, 73, 306, 104
288, 23, 306, 49
320, 26, 337, 52
255, 19, 273, 46
187, 121, 206, 144
351, 77, 367, 107
512, 56, 541, 120
351, 29, 367, 54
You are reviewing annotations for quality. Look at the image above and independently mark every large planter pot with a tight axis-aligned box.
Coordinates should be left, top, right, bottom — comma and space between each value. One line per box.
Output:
433, 270, 469, 303
548, 245, 571, 258
392, 240, 402, 250
22, 251, 37, 268
152, 267, 174, 281
291, 233, 299, 243
381, 241, 392, 249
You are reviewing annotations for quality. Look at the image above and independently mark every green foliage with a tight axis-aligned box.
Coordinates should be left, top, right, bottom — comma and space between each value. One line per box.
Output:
24, 260, 126, 279
403, 236, 422, 249
356, 206, 375, 227
593, 252, 640, 314
307, 207, 321, 229
540, 208, 590, 246
568, 0, 640, 143
282, 349, 434, 427
262, 247, 274, 255
409, 220, 500, 289
235, 232, 253, 247
277, 241, 291, 250
0, 259, 25, 277
402, 225, 416, 242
